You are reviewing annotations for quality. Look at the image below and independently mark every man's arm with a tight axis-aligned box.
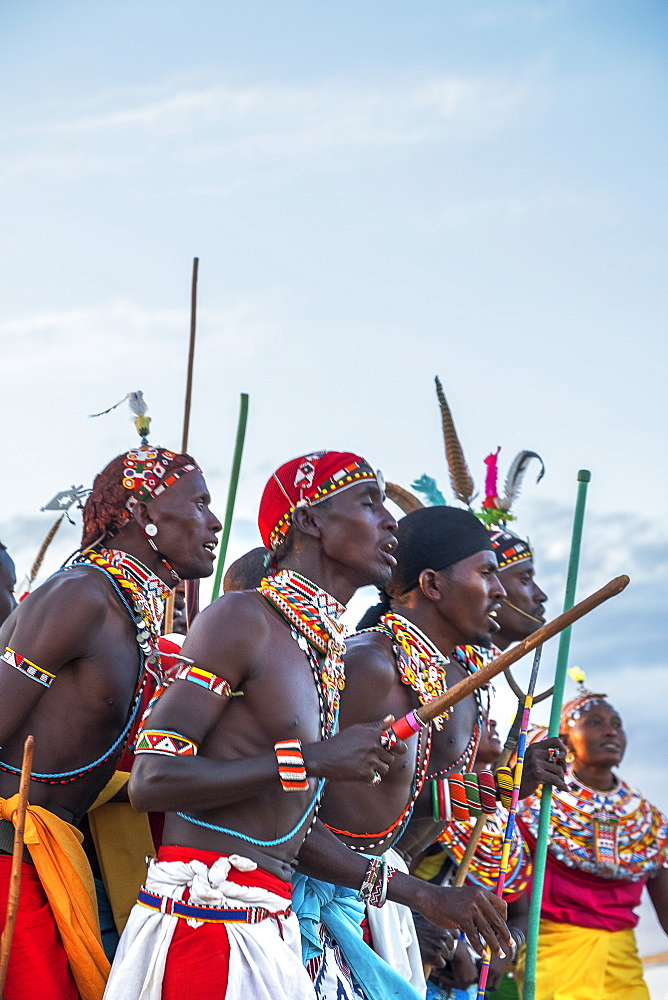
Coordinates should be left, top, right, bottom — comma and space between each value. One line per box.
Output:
0, 571, 108, 744
297, 820, 512, 959
129, 594, 405, 812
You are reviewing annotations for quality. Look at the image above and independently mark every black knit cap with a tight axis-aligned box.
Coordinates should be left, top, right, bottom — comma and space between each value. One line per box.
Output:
389, 506, 495, 597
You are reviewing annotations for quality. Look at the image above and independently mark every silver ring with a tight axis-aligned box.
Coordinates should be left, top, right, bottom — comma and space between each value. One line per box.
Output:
371, 770, 382, 785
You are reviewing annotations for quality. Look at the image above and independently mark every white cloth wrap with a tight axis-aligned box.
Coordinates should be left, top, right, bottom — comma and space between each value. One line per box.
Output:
364, 848, 426, 996
104, 853, 317, 1000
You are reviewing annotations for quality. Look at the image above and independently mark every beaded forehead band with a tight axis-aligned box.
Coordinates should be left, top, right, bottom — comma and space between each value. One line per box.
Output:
123, 447, 201, 519
268, 457, 384, 551
561, 668, 611, 729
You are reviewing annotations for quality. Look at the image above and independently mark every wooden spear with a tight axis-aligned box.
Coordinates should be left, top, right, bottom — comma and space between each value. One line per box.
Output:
388, 573, 628, 741
0, 736, 34, 997
180, 256, 199, 629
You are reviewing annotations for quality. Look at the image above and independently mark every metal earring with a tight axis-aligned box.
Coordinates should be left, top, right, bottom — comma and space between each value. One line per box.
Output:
145, 524, 158, 537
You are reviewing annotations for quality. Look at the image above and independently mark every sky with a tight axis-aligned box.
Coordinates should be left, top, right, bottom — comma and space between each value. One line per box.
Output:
1, 0, 667, 977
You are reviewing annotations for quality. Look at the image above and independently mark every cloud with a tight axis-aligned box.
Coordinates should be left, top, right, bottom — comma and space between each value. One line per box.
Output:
1, 72, 535, 190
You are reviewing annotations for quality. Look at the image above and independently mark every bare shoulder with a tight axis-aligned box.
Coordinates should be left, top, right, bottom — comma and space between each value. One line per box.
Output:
340, 630, 399, 724
0, 565, 117, 673
344, 629, 397, 683
180, 589, 273, 684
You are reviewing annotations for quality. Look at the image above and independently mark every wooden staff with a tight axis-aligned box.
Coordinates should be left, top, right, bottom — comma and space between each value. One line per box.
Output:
182, 257, 200, 627
389, 574, 628, 741
475, 646, 544, 997
181, 256, 199, 455
0, 736, 34, 997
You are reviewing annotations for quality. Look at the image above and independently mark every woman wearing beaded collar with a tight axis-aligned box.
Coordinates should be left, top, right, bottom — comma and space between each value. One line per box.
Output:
516, 680, 668, 999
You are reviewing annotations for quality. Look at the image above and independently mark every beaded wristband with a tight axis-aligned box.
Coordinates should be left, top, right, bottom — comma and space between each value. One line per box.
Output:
477, 769, 498, 814
1, 647, 55, 689
274, 740, 309, 792
495, 766, 515, 809
463, 773, 482, 818
358, 857, 383, 901
135, 729, 198, 757
448, 774, 470, 821
368, 862, 398, 908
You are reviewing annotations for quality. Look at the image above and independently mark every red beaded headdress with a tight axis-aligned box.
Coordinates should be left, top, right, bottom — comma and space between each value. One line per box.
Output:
258, 451, 381, 550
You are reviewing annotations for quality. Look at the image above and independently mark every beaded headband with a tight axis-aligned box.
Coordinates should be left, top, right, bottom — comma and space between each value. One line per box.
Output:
561, 669, 611, 729
122, 447, 201, 518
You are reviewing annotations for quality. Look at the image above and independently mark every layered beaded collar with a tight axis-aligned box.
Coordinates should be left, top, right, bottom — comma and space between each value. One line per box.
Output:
79, 548, 169, 674
258, 570, 346, 738
367, 612, 449, 730
519, 768, 668, 881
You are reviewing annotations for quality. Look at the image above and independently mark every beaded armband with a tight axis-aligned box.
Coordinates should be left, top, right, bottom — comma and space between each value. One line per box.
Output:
358, 857, 397, 908
1, 647, 55, 689
495, 766, 514, 809
274, 740, 309, 792
174, 664, 233, 698
431, 770, 498, 823
135, 729, 198, 757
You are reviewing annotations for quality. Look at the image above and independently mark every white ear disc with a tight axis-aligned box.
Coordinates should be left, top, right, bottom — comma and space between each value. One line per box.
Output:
145, 524, 158, 537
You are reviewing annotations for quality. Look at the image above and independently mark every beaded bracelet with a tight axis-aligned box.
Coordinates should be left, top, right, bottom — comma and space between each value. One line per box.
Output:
495, 766, 515, 809
358, 857, 397, 908
274, 740, 309, 792
358, 857, 383, 902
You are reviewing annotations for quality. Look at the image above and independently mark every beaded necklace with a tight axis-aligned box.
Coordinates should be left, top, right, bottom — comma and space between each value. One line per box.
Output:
0, 549, 167, 784
323, 726, 432, 852
519, 768, 668, 880
438, 805, 532, 899
258, 570, 346, 739
371, 613, 449, 730
425, 646, 483, 782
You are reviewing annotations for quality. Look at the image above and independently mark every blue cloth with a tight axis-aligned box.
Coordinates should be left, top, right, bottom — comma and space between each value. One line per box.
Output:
292, 872, 423, 1000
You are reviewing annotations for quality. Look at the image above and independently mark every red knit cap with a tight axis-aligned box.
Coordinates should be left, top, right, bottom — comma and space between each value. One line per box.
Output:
258, 451, 379, 550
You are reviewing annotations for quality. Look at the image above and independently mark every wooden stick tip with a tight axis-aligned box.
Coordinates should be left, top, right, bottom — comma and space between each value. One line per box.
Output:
577, 470, 591, 482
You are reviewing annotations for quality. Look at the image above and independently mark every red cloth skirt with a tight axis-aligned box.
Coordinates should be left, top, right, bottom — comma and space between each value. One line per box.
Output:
0, 854, 78, 1000
160, 845, 293, 1000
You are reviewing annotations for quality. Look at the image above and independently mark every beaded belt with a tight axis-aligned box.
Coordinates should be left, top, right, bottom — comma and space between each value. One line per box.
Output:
137, 887, 292, 926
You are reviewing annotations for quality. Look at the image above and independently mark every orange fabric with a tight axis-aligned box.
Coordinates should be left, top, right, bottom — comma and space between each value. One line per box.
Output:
0, 795, 110, 1000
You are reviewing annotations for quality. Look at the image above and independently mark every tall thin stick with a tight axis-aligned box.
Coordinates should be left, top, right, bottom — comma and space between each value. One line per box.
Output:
210, 393, 249, 601
523, 470, 590, 1000
476, 647, 543, 997
182, 256, 199, 628
0, 736, 34, 996
181, 257, 199, 455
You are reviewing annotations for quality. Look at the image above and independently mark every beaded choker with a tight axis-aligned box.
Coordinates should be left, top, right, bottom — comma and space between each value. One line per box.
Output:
258, 570, 346, 739
438, 805, 532, 900
519, 769, 668, 881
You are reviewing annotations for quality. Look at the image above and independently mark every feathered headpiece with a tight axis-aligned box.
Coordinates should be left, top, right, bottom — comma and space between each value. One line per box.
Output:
89, 390, 152, 445
478, 447, 545, 527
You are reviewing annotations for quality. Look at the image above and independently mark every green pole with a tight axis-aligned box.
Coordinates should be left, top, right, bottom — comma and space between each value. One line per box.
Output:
210, 393, 249, 601
523, 469, 591, 1000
